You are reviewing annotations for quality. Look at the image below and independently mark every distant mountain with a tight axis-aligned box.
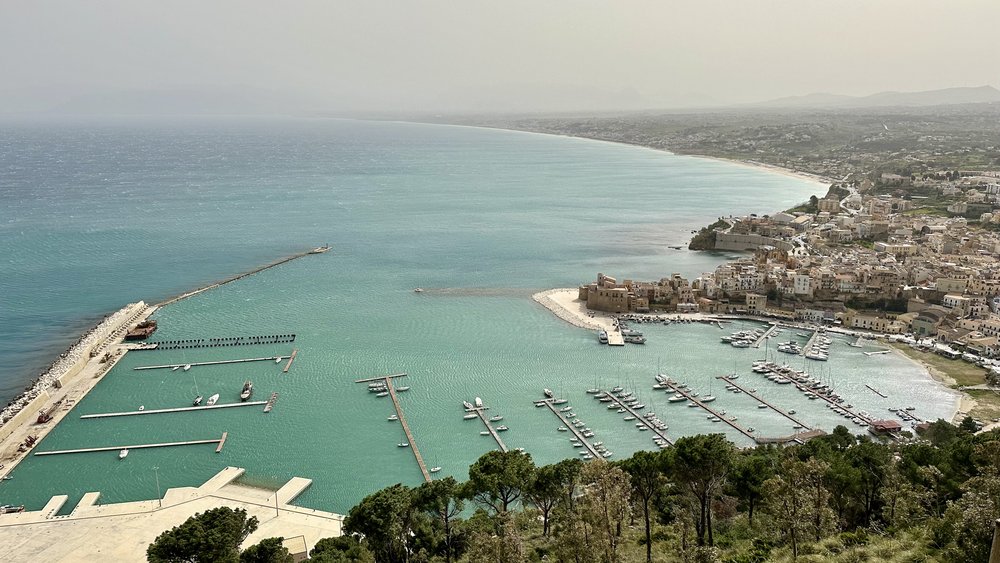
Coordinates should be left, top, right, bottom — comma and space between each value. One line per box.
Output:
750, 85, 1000, 109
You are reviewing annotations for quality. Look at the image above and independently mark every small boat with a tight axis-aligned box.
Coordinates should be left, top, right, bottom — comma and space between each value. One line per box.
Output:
474, 397, 483, 408
398, 441, 410, 447
413, 288, 424, 293
171, 366, 181, 371
388, 415, 399, 421
463, 413, 477, 420
396, 386, 411, 392
376, 391, 389, 397
496, 425, 509, 431
192, 395, 203, 406
138, 405, 145, 411
611, 386, 623, 393
206, 394, 219, 406
490, 415, 504, 422
430, 466, 441, 473
560, 406, 573, 412
543, 389, 554, 398
623, 415, 636, 421
553, 398, 568, 405
119, 449, 129, 460
463, 401, 474, 410
788, 409, 796, 415
586, 388, 601, 394
240, 380, 253, 401
480, 431, 490, 436
183, 364, 192, 372
275, 357, 283, 364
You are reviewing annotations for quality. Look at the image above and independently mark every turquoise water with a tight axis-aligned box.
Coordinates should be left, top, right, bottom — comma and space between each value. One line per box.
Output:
0, 117, 955, 513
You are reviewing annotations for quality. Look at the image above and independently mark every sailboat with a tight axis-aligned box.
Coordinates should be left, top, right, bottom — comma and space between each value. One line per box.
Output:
206, 393, 220, 406
192, 372, 202, 406
397, 428, 409, 448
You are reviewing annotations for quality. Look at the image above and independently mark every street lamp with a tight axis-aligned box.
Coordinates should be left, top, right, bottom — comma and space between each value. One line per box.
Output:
153, 466, 162, 508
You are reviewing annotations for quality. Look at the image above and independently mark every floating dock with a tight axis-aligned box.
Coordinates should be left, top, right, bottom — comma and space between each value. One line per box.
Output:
660, 380, 759, 442
356, 373, 432, 482
601, 391, 673, 445
283, 349, 298, 373
535, 399, 600, 457
606, 331, 625, 346
133, 355, 289, 371
80, 401, 268, 419
138, 334, 296, 351
35, 433, 228, 456
718, 376, 811, 429
865, 384, 888, 399
465, 402, 508, 453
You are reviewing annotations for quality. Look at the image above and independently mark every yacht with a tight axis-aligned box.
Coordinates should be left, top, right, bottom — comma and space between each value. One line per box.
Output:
119, 449, 129, 460
206, 394, 219, 406
668, 394, 686, 403
553, 398, 568, 405
543, 389, 554, 398
474, 397, 483, 408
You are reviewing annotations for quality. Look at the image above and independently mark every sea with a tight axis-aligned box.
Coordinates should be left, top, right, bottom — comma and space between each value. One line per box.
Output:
0, 116, 957, 513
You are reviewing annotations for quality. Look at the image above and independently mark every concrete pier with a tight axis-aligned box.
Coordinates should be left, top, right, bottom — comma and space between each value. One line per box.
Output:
601, 391, 673, 445
80, 401, 267, 419
752, 324, 779, 349
35, 433, 228, 456
133, 356, 289, 371
466, 402, 508, 453
355, 374, 431, 482
801, 328, 821, 356
536, 399, 600, 457
718, 376, 811, 429
661, 380, 759, 442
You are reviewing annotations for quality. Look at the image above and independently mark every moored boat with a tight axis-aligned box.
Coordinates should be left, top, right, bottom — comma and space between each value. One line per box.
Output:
193, 395, 203, 406
206, 393, 219, 406
240, 380, 253, 401
119, 449, 129, 460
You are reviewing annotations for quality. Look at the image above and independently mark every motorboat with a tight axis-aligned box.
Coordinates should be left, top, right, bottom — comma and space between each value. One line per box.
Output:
463, 401, 474, 410
496, 425, 509, 431
240, 380, 253, 401
376, 391, 389, 397
430, 466, 441, 473
543, 389, 554, 398
558, 426, 568, 432
398, 441, 410, 447
275, 357, 283, 363
388, 415, 399, 421
396, 386, 411, 392
490, 415, 504, 422
193, 395, 203, 406
560, 406, 573, 412
206, 394, 219, 406
171, 366, 180, 371
138, 405, 145, 411
119, 449, 129, 460
463, 413, 477, 420
474, 397, 483, 408
480, 431, 490, 436
183, 364, 192, 372
586, 388, 601, 394
597, 330, 609, 344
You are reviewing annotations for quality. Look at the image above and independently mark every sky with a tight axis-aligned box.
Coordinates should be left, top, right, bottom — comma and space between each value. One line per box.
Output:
2, 0, 998, 115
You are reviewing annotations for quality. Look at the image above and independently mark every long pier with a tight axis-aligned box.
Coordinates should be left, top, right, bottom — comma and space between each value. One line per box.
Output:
35, 433, 228, 456
283, 349, 298, 373
535, 399, 600, 457
466, 403, 508, 453
661, 380, 758, 442
80, 401, 267, 419
801, 329, 822, 356
718, 376, 811, 429
139, 334, 296, 351
357, 374, 432, 482
156, 246, 329, 308
601, 391, 673, 445
133, 355, 289, 371
772, 373, 873, 425
752, 324, 779, 349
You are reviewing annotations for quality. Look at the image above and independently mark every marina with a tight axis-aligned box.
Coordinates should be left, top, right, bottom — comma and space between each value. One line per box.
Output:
717, 375, 811, 429
79, 401, 268, 419
133, 355, 291, 371
355, 373, 432, 482
34, 432, 229, 457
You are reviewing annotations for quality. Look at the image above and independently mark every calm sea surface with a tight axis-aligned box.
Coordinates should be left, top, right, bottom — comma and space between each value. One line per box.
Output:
0, 117, 956, 512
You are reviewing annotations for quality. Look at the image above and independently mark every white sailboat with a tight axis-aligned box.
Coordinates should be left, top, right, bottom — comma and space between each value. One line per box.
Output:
206, 393, 219, 406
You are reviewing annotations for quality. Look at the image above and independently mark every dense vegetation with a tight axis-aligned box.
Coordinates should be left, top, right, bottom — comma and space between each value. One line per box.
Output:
147, 507, 294, 563
688, 219, 729, 250
148, 421, 1000, 562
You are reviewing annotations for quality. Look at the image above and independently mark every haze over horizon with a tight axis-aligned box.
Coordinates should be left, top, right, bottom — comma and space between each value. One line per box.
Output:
3, 0, 999, 115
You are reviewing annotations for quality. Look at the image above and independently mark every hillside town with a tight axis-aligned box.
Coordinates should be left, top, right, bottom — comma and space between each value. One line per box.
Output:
580, 169, 1000, 371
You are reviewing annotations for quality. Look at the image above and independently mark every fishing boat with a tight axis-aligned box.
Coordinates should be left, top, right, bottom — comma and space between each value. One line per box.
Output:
240, 380, 253, 401
206, 394, 220, 406
119, 449, 129, 460
192, 395, 203, 406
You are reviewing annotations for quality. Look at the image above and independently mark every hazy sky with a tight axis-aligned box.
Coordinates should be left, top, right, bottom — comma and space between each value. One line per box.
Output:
2, 0, 998, 114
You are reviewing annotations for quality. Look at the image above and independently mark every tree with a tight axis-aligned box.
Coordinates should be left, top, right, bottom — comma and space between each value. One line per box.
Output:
846, 439, 890, 527
147, 507, 259, 563
343, 484, 414, 563
465, 450, 535, 514
463, 512, 523, 563
959, 415, 978, 434
728, 450, 774, 527
672, 434, 735, 546
764, 458, 813, 560
240, 537, 293, 563
414, 476, 465, 563
621, 450, 668, 562
309, 537, 375, 563
578, 459, 632, 563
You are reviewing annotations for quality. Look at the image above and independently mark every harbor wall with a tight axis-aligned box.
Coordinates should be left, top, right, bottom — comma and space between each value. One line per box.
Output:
714, 233, 794, 252
0, 391, 50, 445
